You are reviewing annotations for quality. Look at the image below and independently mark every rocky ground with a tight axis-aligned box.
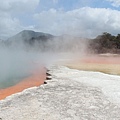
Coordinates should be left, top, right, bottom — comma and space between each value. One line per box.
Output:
0, 66, 120, 120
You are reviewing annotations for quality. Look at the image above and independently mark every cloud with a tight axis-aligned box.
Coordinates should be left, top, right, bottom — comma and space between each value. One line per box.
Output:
106, 0, 120, 7
0, 12, 24, 39
33, 7, 120, 38
1, 0, 120, 39
0, 0, 40, 39
0, 0, 40, 13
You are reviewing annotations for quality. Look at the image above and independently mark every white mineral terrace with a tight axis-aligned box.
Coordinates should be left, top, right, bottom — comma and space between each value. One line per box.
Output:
1, 65, 120, 120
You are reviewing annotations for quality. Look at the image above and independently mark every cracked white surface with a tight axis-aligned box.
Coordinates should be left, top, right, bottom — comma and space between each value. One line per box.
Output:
0, 66, 120, 120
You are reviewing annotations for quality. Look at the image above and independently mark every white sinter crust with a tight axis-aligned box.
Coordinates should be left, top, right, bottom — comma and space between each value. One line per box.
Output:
0, 66, 120, 120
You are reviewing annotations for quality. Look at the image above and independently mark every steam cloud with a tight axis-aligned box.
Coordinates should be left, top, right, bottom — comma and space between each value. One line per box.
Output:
0, 35, 88, 88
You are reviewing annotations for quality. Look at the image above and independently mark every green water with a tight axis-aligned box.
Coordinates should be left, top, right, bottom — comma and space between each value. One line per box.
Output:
0, 75, 30, 89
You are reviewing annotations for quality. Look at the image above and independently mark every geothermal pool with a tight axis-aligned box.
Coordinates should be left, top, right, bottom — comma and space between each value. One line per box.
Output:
1, 64, 120, 119
0, 49, 49, 100
0, 67, 46, 100
0, 74, 30, 89
1, 54, 120, 100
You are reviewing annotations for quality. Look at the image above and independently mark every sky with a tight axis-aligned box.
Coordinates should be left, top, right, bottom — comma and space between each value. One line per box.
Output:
1, 0, 120, 39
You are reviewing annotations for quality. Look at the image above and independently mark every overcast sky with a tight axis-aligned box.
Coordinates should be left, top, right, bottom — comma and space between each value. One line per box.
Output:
1, 0, 120, 39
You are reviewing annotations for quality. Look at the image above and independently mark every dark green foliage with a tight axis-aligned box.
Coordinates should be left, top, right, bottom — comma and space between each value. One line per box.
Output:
89, 32, 120, 54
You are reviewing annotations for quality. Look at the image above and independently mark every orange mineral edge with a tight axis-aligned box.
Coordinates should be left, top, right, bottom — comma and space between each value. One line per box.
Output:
0, 67, 46, 100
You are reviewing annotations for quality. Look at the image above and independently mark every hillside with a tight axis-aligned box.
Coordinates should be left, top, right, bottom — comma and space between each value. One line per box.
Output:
5, 30, 54, 46
0, 30, 87, 52
89, 32, 120, 54
1, 30, 120, 54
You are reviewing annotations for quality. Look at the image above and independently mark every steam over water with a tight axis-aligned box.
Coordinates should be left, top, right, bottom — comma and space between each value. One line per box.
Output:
0, 49, 33, 88
0, 33, 88, 89
0, 48, 57, 89
0, 50, 78, 89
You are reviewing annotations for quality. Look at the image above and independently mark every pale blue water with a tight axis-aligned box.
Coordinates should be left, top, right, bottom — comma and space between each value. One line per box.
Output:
0, 74, 30, 89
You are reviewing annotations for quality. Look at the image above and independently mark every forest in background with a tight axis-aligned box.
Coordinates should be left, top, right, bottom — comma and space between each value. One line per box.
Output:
89, 32, 120, 54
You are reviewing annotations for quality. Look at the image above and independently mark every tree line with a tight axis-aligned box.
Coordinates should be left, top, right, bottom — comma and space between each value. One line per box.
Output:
89, 32, 120, 54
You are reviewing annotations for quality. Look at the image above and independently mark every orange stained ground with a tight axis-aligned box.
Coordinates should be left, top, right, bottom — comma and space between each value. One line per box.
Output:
0, 67, 46, 100
81, 55, 120, 64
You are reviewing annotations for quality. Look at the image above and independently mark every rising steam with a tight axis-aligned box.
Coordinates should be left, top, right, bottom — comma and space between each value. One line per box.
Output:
0, 35, 88, 88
